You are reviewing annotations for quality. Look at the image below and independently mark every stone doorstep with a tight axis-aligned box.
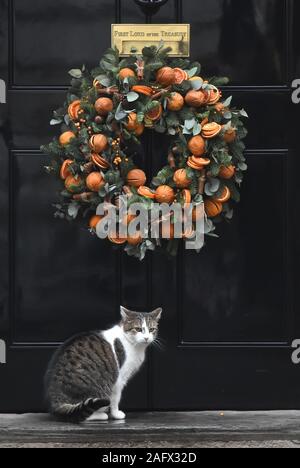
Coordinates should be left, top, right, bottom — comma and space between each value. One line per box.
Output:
0, 411, 300, 444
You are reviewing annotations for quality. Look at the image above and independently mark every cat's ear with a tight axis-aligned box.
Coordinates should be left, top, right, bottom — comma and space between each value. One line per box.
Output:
150, 308, 162, 321
120, 306, 133, 321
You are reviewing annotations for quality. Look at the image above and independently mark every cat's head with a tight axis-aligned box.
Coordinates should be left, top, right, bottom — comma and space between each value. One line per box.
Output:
120, 306, 162, 346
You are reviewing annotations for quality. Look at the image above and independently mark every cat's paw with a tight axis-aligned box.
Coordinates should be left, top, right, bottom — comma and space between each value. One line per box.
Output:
111, 410, 126, 420
87, 412, 109, 421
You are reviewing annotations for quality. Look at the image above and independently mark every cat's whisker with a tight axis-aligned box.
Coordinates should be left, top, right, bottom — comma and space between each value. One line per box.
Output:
152, 338, 165, 351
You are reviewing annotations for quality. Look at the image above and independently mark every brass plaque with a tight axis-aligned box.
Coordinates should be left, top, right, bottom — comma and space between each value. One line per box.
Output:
112, 24, 190, 57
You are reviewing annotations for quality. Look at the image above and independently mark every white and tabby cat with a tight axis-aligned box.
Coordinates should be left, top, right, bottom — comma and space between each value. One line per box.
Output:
45, 306, 162, 422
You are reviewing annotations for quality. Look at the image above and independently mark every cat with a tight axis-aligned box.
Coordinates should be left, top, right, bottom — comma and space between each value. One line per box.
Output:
45, 306, 162, 423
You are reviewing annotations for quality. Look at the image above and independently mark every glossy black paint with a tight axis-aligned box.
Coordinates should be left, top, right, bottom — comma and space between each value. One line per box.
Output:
0, 0, 299, 412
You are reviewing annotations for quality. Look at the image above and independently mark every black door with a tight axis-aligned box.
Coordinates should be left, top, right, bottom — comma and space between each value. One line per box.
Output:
0, 0, 299, 412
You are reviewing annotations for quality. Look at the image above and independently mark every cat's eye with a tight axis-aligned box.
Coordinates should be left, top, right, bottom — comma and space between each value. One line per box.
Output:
149, 328, 156, 333
133, 328, 142, 333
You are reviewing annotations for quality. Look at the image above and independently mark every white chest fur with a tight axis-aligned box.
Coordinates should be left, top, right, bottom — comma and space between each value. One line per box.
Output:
102, 325, 146, 386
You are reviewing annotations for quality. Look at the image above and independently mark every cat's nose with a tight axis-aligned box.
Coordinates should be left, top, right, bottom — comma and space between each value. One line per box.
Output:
144, 337, 149, 342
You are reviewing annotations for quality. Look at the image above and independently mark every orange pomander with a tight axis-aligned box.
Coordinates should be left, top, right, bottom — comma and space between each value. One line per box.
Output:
167, 92, 184, 111
219, 165, 235, 179
60, 159, 73, 180
223, 127, 237, 143
185, 90, 207, 107
59, 131, 76, 146
94, 97, 113, 116
188, 135, 206, 156
173, 169, 192, 188
137, 186, 156, 199
119, 68, 135, 80
155, 185, 175, 204
204, 199, 223, 218
86, 172, 105, 192
127, 169, 147, 188
89, 215, 103, 230
68, 100, 81, 120
156, 67, 176, 86
65, 175, 84, 193
89, 134, 108, 153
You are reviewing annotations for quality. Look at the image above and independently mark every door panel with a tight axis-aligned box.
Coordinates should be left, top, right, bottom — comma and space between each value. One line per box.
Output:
0, 0, 299, 412
185, 0, 287, 86
13, 0, 114, 86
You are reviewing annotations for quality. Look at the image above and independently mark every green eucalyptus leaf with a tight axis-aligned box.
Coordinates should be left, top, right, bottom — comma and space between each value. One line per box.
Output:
69, 69, 82, 79
193, 122, 201, 136
95, 74, 111, 87
240, 109, 249, 118
50, 118, 63, 126
68, 202, 80, 219
222, 96, 233, 107
223, 111, 232, 120
190, 79, 203, 90
115, 103, 127, 121
238, 162, 248, 171
185, 118, 196, 130
127, 91, 139, 102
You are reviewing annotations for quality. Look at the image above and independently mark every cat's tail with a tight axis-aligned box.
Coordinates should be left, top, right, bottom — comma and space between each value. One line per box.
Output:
52, 398, 110, 423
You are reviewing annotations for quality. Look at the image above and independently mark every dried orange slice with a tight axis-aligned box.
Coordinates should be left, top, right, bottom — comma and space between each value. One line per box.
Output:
131, 85, 153, 96
187, 157, 204, 170
207, 86, 222, 105
182, 188, 192, 206
91, 153, 110, 169
137, 186, 156, 199
202, 122, 222, 139
213, 186, 231, 204
190, 157, 210, 167
146, 103, 163, 121
60, 159, 74, 180
173, 68, 188, 84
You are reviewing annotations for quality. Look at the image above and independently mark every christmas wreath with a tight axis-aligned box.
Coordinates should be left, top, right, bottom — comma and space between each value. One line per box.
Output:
41, 44, 248, 260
